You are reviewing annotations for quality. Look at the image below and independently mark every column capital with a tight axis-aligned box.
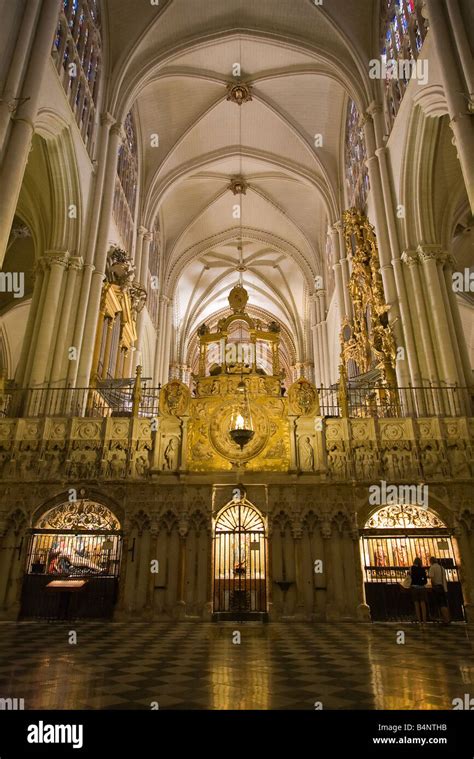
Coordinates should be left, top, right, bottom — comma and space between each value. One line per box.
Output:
143, 231, 153, 243
110, 121, 125, 139
41, 251, 69, 269
68, 256, 83, 271
444, 253, 457, 270
401, 249, 419, 267
416, 244, 446, 264
137, 226, 148, 238
100, 112, 116, 128
333, 220, 343, 232
366, 100, 383, 118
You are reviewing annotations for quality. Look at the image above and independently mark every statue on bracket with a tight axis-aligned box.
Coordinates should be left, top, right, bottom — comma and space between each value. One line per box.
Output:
163, 437, 178, 471
299, 436, 314, 471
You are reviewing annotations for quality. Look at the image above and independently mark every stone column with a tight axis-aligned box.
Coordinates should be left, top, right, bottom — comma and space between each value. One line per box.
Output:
133, 226, 145, 280
442, 256, 473, 389
401, 251, 442, 413
138, 229, 151, 285
15, 262, 45, 386
76, 121, 123, 386
330, 224, 346, 325
349, 520, 371, 621
367, 103, 420, 389
363, 114, 409, 386
446, 0, 474, 98
144, 520, 159, 619
292, 520, 307, 620
29, 253, 68, 387
317, 289, 330, 387
135, 231, 152, 371
153, 296, 167, 385
312, 296, 324, 386
176, 517, 188, 619
335, 221, 353, 319
101, 318, 114, 379
50, 256, 83, 385
160, 300, 173, 386
418, 245, 461, 387
68, 114, 116, 387
0, 0, 60, 266
424, 0, 474, 211
391, 258, 422, 387
0, 0, 41, 151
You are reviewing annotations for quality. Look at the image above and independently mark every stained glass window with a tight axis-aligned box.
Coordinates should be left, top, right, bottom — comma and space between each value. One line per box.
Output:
380, 1, 428, 130
344, 100, 369, 211
52, 0, 101, 154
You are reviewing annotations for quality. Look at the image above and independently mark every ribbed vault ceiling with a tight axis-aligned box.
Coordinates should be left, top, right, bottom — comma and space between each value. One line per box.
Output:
104, 0, 377, 365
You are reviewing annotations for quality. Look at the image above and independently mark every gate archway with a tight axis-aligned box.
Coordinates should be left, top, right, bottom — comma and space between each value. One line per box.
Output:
360, 503, 464, 621
213, 499, 267, 620
20, 499, 122, 620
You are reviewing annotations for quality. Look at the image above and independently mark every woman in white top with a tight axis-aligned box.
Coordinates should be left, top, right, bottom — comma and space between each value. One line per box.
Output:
428, 557, 450, 624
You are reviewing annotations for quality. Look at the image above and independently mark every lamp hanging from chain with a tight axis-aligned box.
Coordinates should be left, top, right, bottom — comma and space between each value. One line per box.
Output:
229, 375, 254, 449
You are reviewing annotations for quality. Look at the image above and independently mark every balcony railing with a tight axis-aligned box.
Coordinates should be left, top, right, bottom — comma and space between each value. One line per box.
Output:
0, 383, 471, 419
318, 384, 473, 419
0, 381, 161, 419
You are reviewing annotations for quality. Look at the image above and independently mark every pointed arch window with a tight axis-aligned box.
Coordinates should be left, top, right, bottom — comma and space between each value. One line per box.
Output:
344, 100, 369, 211
52, 0, 102, 154
380, 0, 428, 130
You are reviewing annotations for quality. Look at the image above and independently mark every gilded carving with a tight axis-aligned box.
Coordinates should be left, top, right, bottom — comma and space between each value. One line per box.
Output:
288, 378, 320, 416
160, 380, 190, 416
340, 209, 397, 388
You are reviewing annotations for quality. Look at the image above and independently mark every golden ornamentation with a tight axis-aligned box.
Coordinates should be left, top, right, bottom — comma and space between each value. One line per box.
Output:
288, 378, 320, 416
341, 208, 397, 385
228, 284, 249, 313
210, 401, 269, 463
160, 380, 190, 417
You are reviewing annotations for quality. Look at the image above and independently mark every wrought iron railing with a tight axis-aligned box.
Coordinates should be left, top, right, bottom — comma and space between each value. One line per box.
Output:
0, 381, 161, 419
0, 382, 471, 419
318, 384, 472, 419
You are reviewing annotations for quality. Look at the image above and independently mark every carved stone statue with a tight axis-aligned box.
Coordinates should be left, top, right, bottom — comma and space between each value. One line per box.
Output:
299, 436, 314, 471
135, 454, 149, 478
448, 443, 470, 477
163, 438, 178, 471
420, 445, 441, 478
327, 444, 347, 480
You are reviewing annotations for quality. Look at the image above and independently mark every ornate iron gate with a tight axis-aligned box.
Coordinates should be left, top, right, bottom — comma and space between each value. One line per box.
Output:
360, 504, 465, 621
213, 500, 267, 617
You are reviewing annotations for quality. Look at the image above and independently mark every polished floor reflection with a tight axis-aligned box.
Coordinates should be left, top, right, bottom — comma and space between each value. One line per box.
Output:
0, 622, 472, 710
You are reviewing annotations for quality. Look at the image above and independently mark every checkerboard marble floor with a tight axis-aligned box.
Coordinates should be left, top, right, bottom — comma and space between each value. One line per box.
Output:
0, 621, 472, 710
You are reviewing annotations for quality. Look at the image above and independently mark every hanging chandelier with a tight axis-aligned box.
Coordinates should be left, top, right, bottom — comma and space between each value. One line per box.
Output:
229, 378, 254, 449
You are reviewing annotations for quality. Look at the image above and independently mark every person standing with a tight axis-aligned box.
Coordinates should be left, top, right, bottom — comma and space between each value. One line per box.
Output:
410, 557, 428, 624
428, 556, 451, 624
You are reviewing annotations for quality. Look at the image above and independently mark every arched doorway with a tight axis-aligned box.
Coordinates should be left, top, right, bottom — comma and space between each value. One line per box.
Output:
360, 504, 464, 621
20, 499, 122, 620
213, 499, 267, 620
